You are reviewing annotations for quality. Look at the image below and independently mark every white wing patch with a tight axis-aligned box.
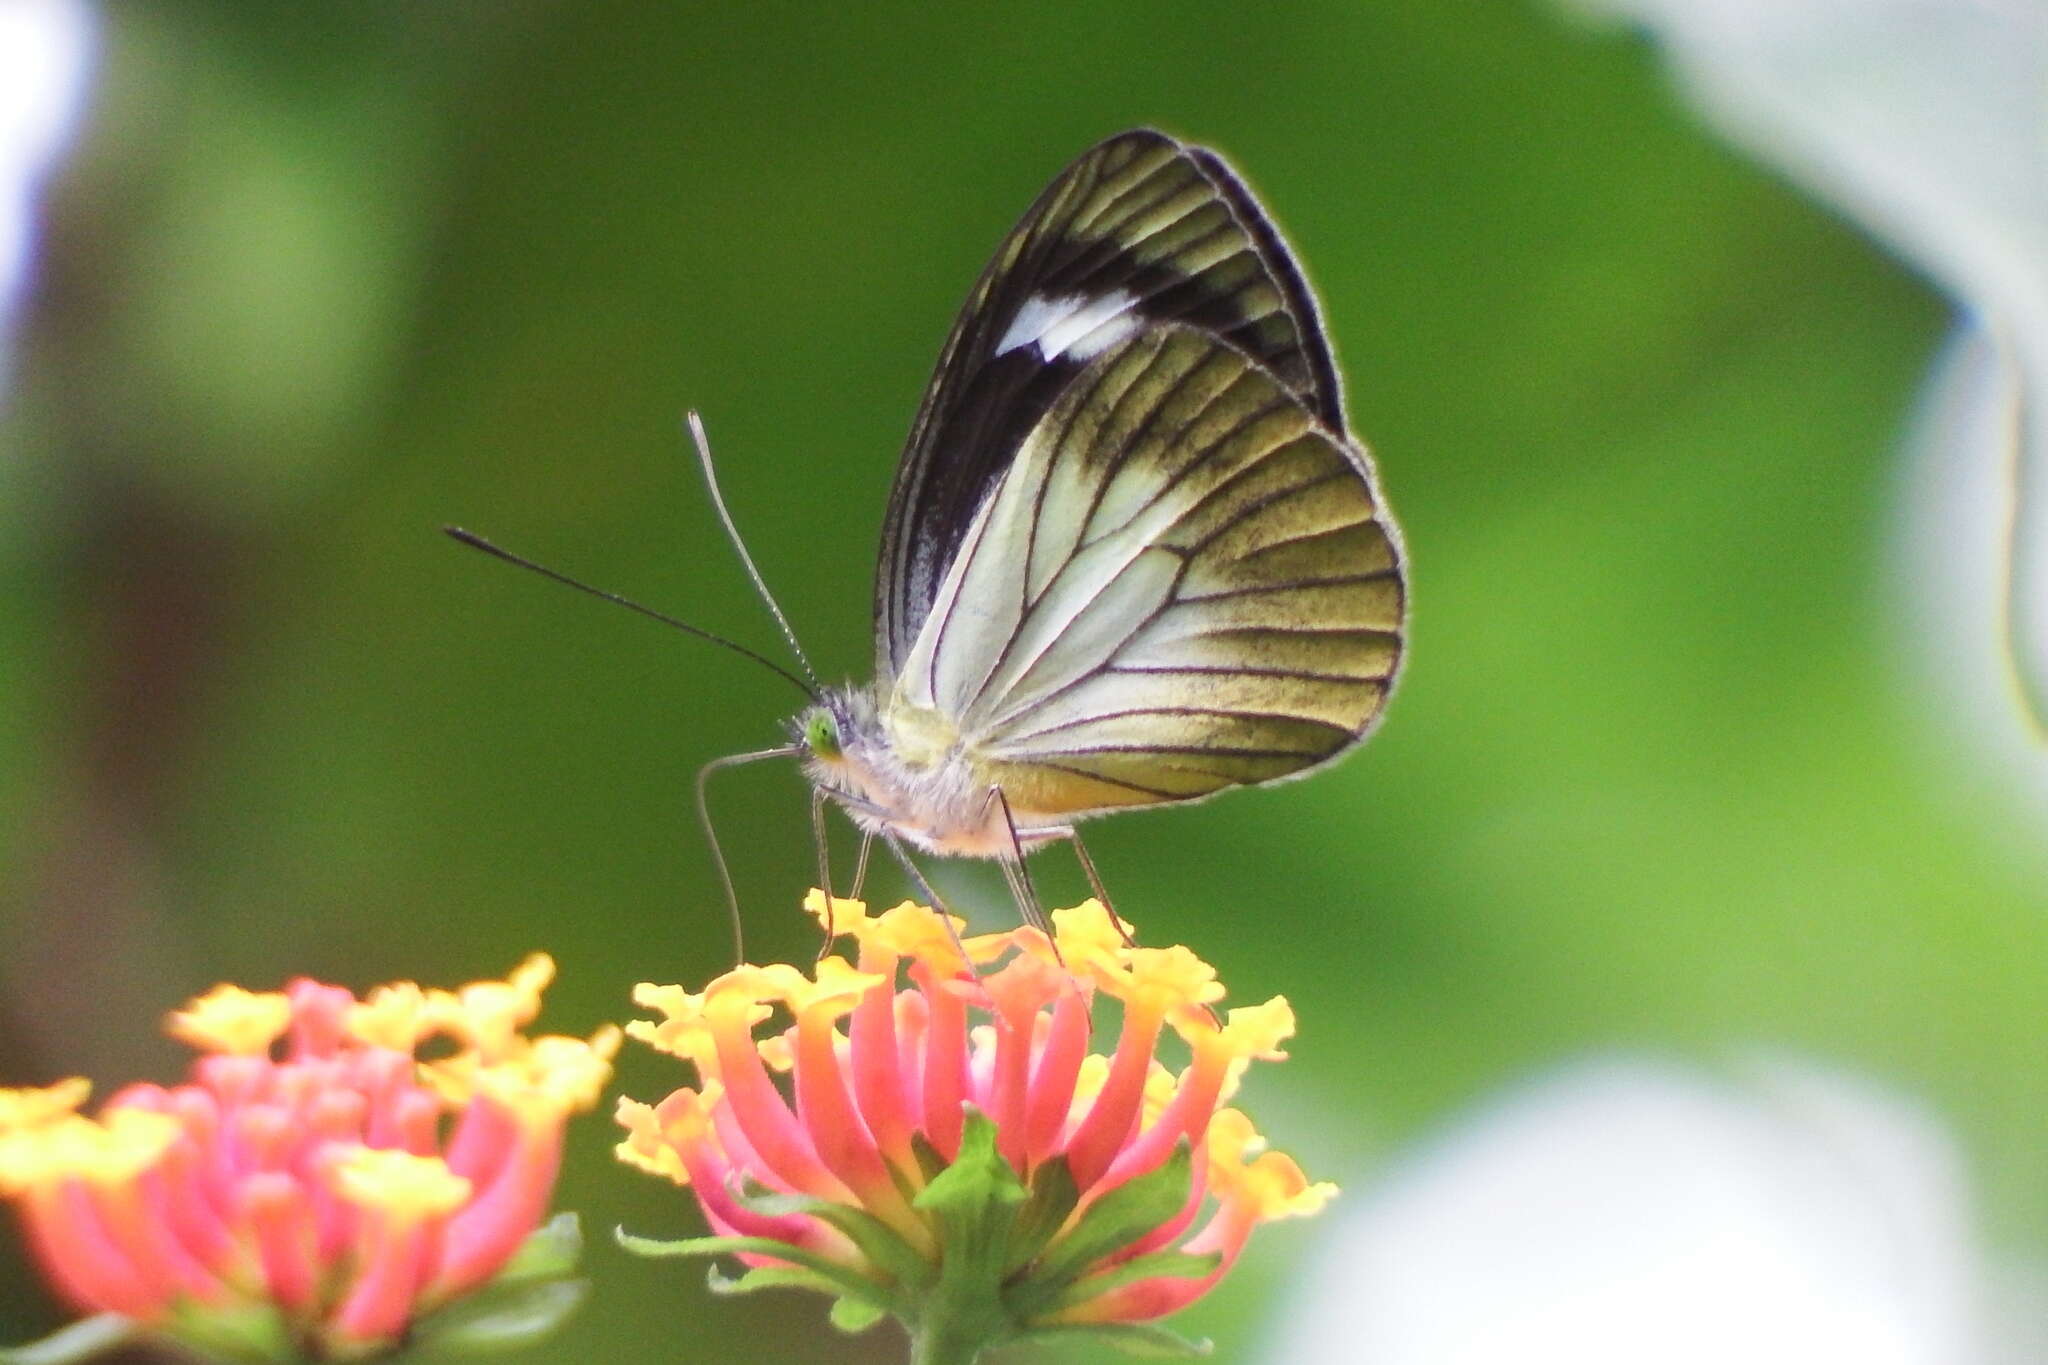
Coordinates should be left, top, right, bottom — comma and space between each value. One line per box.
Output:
994, 290, 1143, 363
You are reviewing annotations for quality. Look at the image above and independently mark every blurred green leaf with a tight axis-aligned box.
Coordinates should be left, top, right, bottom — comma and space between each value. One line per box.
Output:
0, 1316, 138, 1365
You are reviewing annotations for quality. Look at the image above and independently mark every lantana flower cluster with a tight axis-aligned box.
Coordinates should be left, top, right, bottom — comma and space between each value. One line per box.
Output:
616, 893, 1333, 1362
0, 956, 617, 1362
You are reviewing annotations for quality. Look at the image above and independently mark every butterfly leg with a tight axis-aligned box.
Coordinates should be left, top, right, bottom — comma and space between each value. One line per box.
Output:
817, 785, 917, 945
1059, 827, 1134, 947
810, 785, 839, 959
983, 786, 1067, 968
809, 792, 879, 956
849, 829, 875, 901
880, 831, 984, 985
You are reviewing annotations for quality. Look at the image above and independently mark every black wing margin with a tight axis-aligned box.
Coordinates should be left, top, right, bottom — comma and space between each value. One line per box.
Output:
873, 129, 1347, 678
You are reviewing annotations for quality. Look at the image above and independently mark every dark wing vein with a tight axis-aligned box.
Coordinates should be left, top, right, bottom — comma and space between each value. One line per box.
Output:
934, 327, 1405, 818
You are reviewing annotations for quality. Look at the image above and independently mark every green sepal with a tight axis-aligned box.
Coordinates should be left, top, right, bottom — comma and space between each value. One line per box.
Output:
734, 1185, 935, 1293
827, 1295, 889, 1335
911, 1107, 1028, 1281
703, 1254, 898, 1332
3, 1305, 298, 1365
701, 1261, 864, 1305
1003, 1155, 1080, 1276
907, 1130, 949, 1186
1032, 1250, 1220, 1317
615, 1228, 893, 1314
404, 1212, 588, 1356
1007, 1139, 1195, 1312
0, 1315, 141, 1365
705, 1263, 821, 1298
705, 1260, 893, 1337
161, 1301, 299, 1364
489, 1212, 583, 1285
906, 1107, 1031, 1360
1007, 1320, 1214, 1359
406, 1279, 589, 1356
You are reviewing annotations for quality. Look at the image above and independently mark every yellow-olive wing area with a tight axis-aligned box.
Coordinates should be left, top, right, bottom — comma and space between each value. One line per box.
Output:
890, 324, 1405, 817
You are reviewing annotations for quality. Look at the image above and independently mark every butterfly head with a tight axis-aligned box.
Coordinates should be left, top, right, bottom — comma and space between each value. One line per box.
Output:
796, 703, 844, 763
793, 687, 1001, 854
791, 687, 878, 776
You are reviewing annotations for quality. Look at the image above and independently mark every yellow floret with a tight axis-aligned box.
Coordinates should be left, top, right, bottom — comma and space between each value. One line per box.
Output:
442, 954, 556, 1057
801, 888, 872, 938
0, 1108, 179, 1194
347, 981, 434, 1053
167, 985, 292, 1055
330, 1147, 471, 1219
422, 1028, 619, 1122
0, 1079, 90, 1132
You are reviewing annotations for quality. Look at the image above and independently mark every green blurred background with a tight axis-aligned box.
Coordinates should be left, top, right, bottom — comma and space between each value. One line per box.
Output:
2, 3, 2042, 1361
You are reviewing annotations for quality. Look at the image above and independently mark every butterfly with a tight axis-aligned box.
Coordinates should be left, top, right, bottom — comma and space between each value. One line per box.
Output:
451, 128, 1405, 941
788, 128, 1406, 928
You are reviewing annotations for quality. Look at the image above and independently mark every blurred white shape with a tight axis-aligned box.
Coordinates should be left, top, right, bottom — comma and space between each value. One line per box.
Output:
1567, 0, 2045, 322
0, 0, 94, 380
1907, 324, 2048, 804
1565, 0, 2048, 780
1989, 1257, 2048, 1365
1265, 1058, 1982, 1365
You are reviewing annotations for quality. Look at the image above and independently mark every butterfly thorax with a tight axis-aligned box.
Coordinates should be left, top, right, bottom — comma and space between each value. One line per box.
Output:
794, 686, 1064, 859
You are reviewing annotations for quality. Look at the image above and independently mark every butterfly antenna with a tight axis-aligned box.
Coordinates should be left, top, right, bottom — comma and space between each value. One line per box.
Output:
443, 527, 818, 701
687, 411, 822, 691
696, 745, 801, 963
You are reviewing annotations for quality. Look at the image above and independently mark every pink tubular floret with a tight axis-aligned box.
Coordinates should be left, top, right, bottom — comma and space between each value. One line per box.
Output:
620, 898, 1330, 1334
2, 955, 609, 1355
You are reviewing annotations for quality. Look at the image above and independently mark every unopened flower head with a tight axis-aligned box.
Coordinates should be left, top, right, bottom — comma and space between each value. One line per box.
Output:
617, 894, 1334, 1361
0, 956, 618, 1361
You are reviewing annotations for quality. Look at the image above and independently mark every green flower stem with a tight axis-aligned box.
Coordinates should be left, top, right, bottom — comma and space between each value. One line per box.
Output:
905, 1111, 1031, 1365
907, 1289, 1009, 1365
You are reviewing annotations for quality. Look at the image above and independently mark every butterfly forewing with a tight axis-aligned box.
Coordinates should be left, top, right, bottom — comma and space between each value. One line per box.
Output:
891, 325, 1404, 818
876, 129, 1347, 678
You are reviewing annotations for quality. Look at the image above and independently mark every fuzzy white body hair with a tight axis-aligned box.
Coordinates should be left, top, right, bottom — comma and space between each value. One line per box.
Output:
799, 685, 1069, 859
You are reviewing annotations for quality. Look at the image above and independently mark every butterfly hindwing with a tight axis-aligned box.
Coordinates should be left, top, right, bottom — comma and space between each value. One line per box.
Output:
875, 130, 1346, 679
890, 324, 1403, 817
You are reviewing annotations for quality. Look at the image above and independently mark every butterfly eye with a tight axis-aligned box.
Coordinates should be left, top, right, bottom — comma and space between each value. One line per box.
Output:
803, 708, 842, 761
